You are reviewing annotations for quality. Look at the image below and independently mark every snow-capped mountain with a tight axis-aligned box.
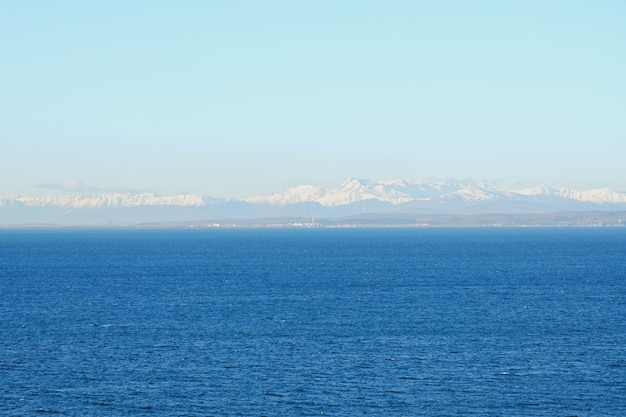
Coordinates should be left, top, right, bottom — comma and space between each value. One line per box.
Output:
245, 185, 328, 206
246, 178, 501, 206
5, 193, 208, 209
4, 179, 625, 212
246, 178, 626, 207
2, 178, 626, 226
517, 186, 626, 204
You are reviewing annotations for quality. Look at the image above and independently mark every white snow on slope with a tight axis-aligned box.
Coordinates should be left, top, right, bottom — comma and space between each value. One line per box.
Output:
7, 193, 206, 209
3, 179, 626, 210
246, 178, 504, 206
247, 178, 626, 207
245, 185, 327, 206
516, 186, 626, 204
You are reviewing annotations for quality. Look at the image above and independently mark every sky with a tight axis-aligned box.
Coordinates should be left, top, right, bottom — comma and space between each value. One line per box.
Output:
2, 1, 625, 198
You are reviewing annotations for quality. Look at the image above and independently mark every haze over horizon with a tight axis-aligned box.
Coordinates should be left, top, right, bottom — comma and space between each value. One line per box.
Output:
2, 1, 625, 199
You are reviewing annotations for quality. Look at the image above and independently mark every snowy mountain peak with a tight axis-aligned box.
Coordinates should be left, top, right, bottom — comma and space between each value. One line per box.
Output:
557, 188, 626, 204
245, 185, 326, 206
245, 178, 504, 207
516, 185, 559, 197
3, 179, 626, 214
7, 193, 207, 209
245, 179, 626, 207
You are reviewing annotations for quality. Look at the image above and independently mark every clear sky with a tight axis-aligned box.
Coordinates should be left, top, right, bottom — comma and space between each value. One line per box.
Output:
2, 1, 625, 198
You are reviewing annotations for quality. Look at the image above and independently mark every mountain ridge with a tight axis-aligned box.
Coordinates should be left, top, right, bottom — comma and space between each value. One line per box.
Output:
245, 178, 626, 207
3, 178, 626, 209
3, 178, 626, 226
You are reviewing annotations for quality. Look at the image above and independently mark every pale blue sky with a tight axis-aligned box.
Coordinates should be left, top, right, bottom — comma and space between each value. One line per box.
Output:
2, 1, 625, 198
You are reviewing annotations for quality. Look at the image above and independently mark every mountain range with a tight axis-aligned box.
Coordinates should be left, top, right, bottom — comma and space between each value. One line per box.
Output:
246, 178, 626, 206
2, 178, 626, 226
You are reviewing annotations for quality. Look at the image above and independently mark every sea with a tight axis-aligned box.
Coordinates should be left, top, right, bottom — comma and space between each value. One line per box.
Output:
1, 227, 625, 416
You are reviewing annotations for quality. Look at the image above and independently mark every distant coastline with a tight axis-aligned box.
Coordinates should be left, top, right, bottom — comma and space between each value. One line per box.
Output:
2, 210, 625, 230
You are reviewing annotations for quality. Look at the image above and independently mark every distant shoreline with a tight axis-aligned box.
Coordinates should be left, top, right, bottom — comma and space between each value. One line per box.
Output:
2, 210, 625, 230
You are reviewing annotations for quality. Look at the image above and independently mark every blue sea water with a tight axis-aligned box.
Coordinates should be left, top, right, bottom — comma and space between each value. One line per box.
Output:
1, 227, 625, 416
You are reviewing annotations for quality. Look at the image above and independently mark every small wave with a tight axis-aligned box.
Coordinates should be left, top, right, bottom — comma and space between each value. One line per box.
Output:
36, 408, 63, 414
263, 391, 285, 397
